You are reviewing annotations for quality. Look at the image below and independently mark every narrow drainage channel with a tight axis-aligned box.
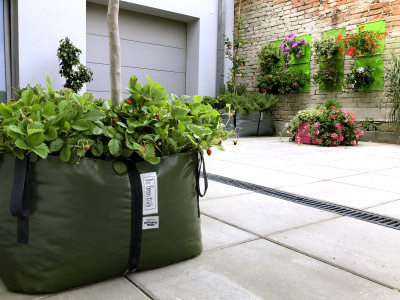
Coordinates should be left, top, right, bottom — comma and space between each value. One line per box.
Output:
205, 173, 400, 231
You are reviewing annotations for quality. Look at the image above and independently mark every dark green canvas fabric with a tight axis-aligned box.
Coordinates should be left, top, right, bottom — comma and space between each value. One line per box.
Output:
0, 152, 202, 294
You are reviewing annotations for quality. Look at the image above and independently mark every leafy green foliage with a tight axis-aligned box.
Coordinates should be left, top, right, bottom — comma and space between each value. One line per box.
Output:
344, 66, 374, 92
257, 42, 279, 75
224, 11, 249, 94
313, 67, 339, 86
256, 68, 307, 95
313, 36, 340, 65
57, 37, 93, 92
385, 52, 400, 124
223, 92, 280, 115
0, 75, 231, 173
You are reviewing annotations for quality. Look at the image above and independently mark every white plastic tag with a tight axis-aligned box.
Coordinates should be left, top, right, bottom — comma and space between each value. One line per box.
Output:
140, 172, 158, 215
143, 216, 159, 230
260, 111, 264, 120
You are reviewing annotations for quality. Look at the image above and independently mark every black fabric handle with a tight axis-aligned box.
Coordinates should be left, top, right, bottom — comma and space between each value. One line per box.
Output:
10, 156, 31, 244
196, 152, 208, 217
125, 163, 143, 274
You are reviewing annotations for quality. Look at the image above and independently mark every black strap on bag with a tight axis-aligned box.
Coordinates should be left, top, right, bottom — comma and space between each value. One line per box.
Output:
196, 152, 208, 217
125, 163, 143, 274
10, 156, 31, 244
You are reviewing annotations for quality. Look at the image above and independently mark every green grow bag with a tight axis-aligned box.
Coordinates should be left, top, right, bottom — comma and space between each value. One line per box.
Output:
0, 152, 202, 294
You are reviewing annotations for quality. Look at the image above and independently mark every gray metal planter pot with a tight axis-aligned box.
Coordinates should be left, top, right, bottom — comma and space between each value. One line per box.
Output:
257, 110, 274, 136
234, 110, 274, 137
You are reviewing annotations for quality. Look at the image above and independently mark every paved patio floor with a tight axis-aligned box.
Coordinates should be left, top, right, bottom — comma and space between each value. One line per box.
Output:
2, 137, 400, 299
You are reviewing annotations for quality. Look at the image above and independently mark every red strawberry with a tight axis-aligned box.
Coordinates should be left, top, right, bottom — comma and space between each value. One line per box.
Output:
228, 45, 232, 49
113, 119, 117, 124
207, 149, 212, 156
85, 145, 90, 150
144, 99, 148, 102
251, 76, 254, 80
155, 113, 160, 118
142, 146, 146, 152
142, 112, 146, 116
240, 63, 243, 66
218, 140, 222, 145
254, 89, 257, 92
233, 141, 237, 145
126, 99, 132, 104
277, 78, 280, 82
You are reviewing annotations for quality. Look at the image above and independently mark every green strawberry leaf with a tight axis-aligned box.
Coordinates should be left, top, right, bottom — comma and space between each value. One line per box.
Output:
49, 138, 65, 152
32, 143, 50, 159
113, 161, 127, 174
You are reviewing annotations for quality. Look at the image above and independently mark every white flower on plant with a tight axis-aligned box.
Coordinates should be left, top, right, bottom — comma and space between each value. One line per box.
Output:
351, 84, 354, 88
357, 67, 365, 73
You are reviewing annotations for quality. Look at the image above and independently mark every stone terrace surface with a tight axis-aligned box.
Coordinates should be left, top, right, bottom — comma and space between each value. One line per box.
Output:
2, 137, 400, 299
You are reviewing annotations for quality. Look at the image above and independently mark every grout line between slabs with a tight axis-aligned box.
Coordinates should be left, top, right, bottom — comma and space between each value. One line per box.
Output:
201, 212, 400, 293
124, 275, 157, 300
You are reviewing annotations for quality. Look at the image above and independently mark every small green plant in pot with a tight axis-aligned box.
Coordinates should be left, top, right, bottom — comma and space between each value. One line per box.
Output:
257, 68, 307, 95
257, 42, 280, 75
313, 67, 339, 85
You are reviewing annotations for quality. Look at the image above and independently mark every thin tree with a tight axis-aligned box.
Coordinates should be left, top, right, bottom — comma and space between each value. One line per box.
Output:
107, 0, 122, 105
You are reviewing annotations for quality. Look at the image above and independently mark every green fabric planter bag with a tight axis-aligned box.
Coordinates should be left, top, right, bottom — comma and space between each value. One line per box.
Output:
0, 152, 203, 294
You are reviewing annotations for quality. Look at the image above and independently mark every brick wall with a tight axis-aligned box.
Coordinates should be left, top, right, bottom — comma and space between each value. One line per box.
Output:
235, 0, 400, 133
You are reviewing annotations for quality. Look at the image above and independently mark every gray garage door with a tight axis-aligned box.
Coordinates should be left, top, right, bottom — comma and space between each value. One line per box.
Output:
86, 3, 187, 99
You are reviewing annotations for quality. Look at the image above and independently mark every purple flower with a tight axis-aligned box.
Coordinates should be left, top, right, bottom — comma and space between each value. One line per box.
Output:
289, 38, 294, 43
323, 69, 327, 72
329, 68, 333, 71
301, 38, 305, 43
287, 54, 290, 58
279, 45, 284, 50
285, 47, 290, 50
298, 46, 301, 49
296, 54, 300, 58
298, 50, 303, 54
280, 67, 284, 71
282, 51, 287, 54
288, 34, 294, 38
306, 42, 309, 46
286, 68, 289, 71
277, 56, 280, 59
328, 76, 332, 79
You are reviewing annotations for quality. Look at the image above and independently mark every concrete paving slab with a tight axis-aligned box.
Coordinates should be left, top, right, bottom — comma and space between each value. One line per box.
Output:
333, 173, 400, 194
0, 280, 47, 300
233, 156, 296, 168
200, 193, 338, 236
270, 162, 363, 180
372, 167, 400, 178
206, 160, 322, 188
366, 200, 400, 220
201, 180, 252, 200
280, 180, 400, 209
201, 215, 258, 251
312, 158, 398, 172
129, 239, 400, 300
42, 278, 149, 300
270, 217, 400, 289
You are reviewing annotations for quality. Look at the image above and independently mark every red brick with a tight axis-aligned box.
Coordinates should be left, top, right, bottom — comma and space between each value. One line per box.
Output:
386, 15, 400, 22
367, 8, 383, 16
392, 0, 400, 4
351, 7, 369, 15
298, 3, 312, 10
344, 13, 363, 21
346, 0, 358, 3
392, 9, 400, 16
369, 14, 385, 20
337, 0, 347, 6
369, 2, 390, 10
392, 20, 400, 27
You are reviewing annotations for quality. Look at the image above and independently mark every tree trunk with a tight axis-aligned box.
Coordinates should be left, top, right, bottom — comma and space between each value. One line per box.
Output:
107, 0, 122, 105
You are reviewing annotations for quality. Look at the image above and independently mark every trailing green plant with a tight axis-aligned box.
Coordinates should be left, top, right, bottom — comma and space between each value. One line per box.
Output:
344, 65, 374, 92
385, 51, 400, 124
202, 95, 227, 110
313, 36, 340, 65
313, 67, 339, 85
57, 37, 93, 93
257, 42, 279, 75
256, 68, 308, 95
224, 2, 248, 94
0, 75, 231, 173
360, 117, 377, 132
227, 83, 247, 96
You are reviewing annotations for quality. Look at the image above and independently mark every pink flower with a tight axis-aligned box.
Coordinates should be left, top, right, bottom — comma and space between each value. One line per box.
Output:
354, 129, 358, 134
356, 134, 360, 139
351, 140, 356, 146
323, 107, 327, 111
329, 68, 333, 71
326, 134, 330, 137
340, 136, 344, 141
332, 141, 337, 145
330, 114, 335, 119
323, 69, 327, 72
335, 123, 342, 128
317, 139, 322, 143
314, 122, 320, 127
328, 76, 332, 79
331, 106, 337, 110
339, 108, 344, 112
331, 133, 338, 139
360, 131, 365, 136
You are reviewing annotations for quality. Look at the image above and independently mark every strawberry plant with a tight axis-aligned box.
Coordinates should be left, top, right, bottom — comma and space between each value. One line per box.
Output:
0, 75, 231, 173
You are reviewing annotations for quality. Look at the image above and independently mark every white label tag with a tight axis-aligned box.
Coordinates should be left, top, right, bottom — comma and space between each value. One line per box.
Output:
140, 172, 158, 215
260, 111, 264, 120
143, 216, 159, 230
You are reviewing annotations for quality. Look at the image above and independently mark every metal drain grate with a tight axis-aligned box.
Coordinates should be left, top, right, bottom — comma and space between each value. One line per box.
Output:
205, 173, 400, 231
